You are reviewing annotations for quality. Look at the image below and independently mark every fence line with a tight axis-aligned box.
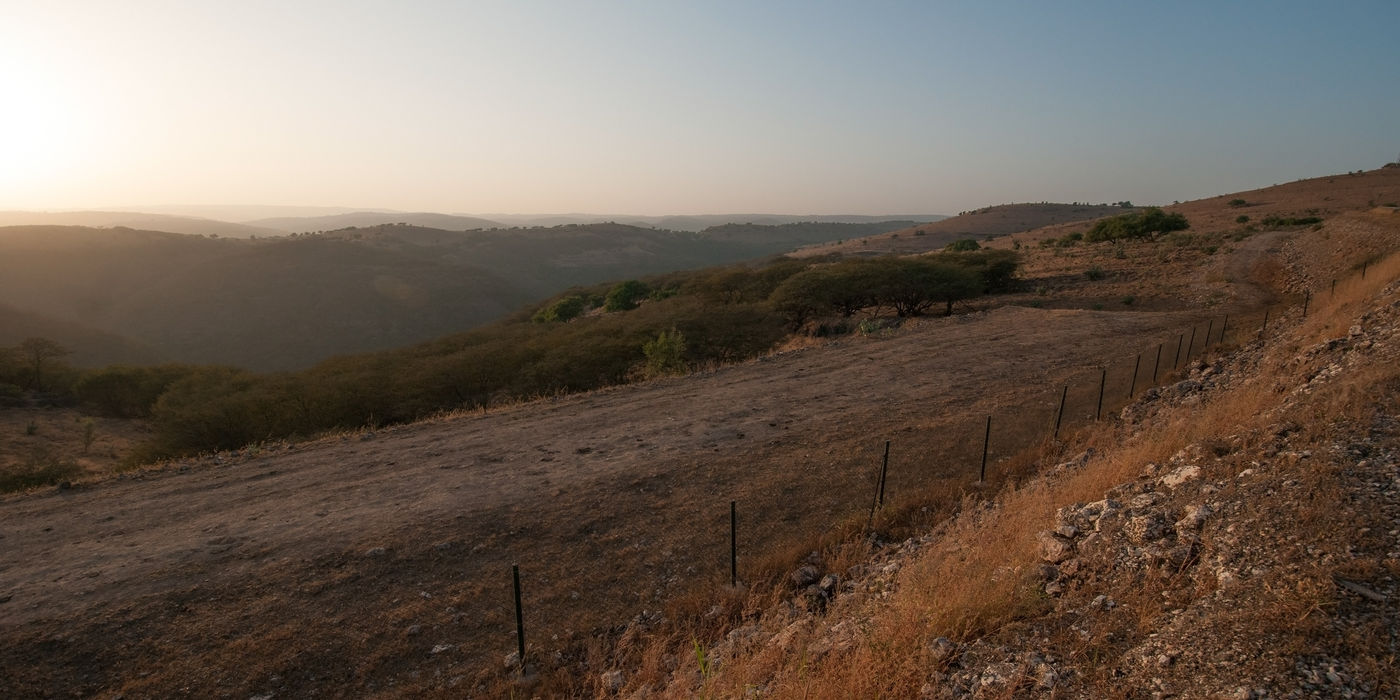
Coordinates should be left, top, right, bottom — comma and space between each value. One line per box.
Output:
501, 276, 1338, 669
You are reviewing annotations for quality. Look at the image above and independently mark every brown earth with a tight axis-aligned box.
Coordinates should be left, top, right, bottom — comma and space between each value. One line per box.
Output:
1, 171, 1396, 698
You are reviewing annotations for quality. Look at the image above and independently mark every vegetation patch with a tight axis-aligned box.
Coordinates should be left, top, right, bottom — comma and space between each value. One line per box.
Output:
0, 450, 81, 493
1084, 207, 1189, 242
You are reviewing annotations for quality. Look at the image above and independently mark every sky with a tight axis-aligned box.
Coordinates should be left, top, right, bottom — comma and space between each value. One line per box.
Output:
1, 0, 1397, 217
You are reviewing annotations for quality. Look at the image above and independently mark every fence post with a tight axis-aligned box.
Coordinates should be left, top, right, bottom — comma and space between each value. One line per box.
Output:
1152, 343, 1162, 383
1128, 353, 1140, 398
730, 501, 737, 587
1095, 368, 1106, 421
979, 416, 990, 482
1186, 326, 1197, 361
512, 564, 526, 674
1221, 315, 1229, 344
1302, 291, 1310, 318
1260, 308, 1270, 339
1331, 279, 1337, 297
878, 441, 890, 507
1205, 319, 1214, 349
1174, 333, 1184, 368
1363, 261, 1368, 279
1053, 385, 1068, 440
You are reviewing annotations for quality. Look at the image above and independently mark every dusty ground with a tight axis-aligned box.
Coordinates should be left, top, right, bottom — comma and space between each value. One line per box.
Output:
1, 172, 1393, 697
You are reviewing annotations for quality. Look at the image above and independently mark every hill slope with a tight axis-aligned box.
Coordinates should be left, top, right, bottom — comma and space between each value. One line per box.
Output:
246, 211, 504, 233
0, 220, 919, 369
0, 303, 162, 367
0, 227, 528, 370
793, 203, 1136, 257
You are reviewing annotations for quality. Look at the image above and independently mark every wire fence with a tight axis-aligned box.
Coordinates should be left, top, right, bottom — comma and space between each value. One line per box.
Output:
500, 290, 1321, 675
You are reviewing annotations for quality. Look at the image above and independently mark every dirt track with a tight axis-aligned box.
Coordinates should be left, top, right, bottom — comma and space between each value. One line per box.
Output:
0, 238, 1286, 696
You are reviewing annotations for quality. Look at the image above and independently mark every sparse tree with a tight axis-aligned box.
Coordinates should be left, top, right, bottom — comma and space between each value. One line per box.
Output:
16, 337, 70, 392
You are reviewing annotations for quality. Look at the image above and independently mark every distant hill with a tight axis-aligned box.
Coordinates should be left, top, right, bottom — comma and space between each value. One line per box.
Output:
0, 211, 281, 239
0, 226, 527, 370
309, 220, 922, 298
0, 219, 907, 369
480, 213, 947, 232
247, 211, 504, 233
793, 203, 1136, 257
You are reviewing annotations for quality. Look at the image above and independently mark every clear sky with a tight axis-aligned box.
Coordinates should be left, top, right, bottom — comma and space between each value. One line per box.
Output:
2, 0, 1397, 216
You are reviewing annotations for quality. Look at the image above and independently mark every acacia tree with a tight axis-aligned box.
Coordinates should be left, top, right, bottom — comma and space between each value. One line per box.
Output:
16, 337, 70, 391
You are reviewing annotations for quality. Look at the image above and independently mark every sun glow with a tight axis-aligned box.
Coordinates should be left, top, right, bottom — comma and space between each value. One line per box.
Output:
0, 57, 86, 193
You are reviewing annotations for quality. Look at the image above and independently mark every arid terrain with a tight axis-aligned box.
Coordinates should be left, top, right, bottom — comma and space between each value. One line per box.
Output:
2, 169, 1399, 698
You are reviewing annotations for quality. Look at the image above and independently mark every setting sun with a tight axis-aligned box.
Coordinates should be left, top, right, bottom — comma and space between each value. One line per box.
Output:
0, 57, 83, 191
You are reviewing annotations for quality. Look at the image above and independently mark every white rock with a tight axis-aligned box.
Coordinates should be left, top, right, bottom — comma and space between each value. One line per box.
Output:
1037, 530, 1075, 563
1160, 465, 1201, 488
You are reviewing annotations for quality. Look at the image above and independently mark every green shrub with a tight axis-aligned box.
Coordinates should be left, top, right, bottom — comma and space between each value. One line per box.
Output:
1121, 295, 1136, 306
944, 238, 981, 252
604, 280, 650, 311
1236, 215, 1250, 224
931, 248, 1020, 293
531, 295, 588, 323
1085, 208, 1189, 242
1228, 199, 1248, 207
1084, 266, 1106, 281
74, 365, 199, 418
641, 329, 688, 377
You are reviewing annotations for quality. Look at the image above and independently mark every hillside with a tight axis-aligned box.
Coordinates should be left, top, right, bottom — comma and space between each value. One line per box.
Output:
666, 211, 1400, 699
0, 303, 161, 367
0, 227, 528, 370
246, 211, 504, 233
2, 171, 1397, 697
793, 203, 1136, 257
468, 213, 947, 232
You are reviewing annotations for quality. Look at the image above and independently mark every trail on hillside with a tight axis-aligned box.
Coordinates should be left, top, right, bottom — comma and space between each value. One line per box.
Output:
0, 240, 1285, 695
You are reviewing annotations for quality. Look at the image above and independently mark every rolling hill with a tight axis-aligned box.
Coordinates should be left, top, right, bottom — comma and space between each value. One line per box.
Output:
246, 211, 504, 233
0, 210, 281, 239
793, 203, 1141, 256
0, 219, 917, 369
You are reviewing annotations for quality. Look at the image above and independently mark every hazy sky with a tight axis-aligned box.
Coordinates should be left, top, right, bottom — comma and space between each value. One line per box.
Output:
2, 1, 1397, 216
